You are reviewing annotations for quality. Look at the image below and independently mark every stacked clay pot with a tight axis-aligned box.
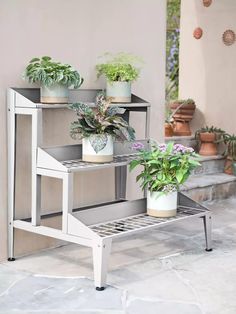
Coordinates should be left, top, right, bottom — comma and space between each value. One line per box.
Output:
224, 157, 233, 175
170, 101, 196, 136
164, 123, 174, 137
199, 132, 217, 156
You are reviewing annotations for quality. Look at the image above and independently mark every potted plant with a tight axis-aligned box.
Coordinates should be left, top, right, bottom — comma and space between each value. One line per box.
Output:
169, 99, 196, 136
195, 126, 225, 156
130, 142, 200, 218
69, 92, 135, 163
221, 133, 236, 175
24, 56, 83, 104
96, 52, 143, 103
165, 101, 191, 137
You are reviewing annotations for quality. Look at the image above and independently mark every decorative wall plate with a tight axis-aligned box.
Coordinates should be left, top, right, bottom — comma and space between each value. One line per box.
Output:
193, 27, 203, 39
222, 30, 236, 46
203, 0, 212, 7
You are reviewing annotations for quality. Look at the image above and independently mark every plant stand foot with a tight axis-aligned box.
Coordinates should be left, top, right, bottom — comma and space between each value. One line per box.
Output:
93, 239, 112, 290
8, 257, 15, 262
203, 214, 212, 252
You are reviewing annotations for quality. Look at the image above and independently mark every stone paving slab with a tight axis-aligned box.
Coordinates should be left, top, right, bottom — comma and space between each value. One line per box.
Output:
0, 272, 124, 313
126, 298, 202, 314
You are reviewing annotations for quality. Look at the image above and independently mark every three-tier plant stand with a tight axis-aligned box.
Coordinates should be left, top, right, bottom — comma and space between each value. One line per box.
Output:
7, 88, 212, 290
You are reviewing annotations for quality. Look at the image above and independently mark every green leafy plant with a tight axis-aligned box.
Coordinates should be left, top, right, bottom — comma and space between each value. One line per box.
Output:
171, 98, 195, 105
24, 56, 83, 88
96, 52, 143, 83
221, 133, 236, 161
69, 92, 135, 153
195, 126, 225, 142
130, 142, 200, 193
166, 0, 181, 101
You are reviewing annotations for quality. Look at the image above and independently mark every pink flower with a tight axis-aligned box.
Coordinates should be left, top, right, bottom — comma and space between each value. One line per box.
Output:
158, 144, 167, 152
132, 142, 145, 151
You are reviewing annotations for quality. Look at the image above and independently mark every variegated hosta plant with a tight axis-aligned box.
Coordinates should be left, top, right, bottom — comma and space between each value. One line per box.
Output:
69, 93, 135, 153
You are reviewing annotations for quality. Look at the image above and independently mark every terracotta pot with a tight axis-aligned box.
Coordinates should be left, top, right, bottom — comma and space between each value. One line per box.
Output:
165, 123, 174, 137
170, 102, 196, 136
199, 132, 217, 156
173, 121, 191, 136
224, 157, 233, 175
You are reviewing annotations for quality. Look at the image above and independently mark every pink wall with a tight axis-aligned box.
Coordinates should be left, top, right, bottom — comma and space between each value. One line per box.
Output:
0, 0, 166, 260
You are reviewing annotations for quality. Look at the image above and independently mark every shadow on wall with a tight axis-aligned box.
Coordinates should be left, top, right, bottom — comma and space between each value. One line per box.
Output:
190, 107, 206, 133
180, 0, 236, 134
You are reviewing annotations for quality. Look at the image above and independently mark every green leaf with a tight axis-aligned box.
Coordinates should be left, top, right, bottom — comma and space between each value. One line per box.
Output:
129, 159, 140, 171
166, 142, 174, 154
89, 134, 108, 153
107, 106, 126, 116
30, 58, 40, 63
176, 170, 184, 183
42, 56, 52, 61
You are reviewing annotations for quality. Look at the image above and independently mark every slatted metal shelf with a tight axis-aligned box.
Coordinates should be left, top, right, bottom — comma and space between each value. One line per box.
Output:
90, 205, 209, 238
12, 88, 150, 109
37, 140, 152, 173
61, 154, 139, 170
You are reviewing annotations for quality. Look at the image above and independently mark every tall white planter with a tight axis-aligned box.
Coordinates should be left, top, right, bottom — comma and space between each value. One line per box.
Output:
82, 135, 113, 163
106, 81, 131, 103
41, 84, 69, 104
147, 190, 177, 218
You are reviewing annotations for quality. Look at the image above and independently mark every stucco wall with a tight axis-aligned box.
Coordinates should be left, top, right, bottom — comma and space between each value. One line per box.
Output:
0, 0, 166, 260
179, 0, 236, 133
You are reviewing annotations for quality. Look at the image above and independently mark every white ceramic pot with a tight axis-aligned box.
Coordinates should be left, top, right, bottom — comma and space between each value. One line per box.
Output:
40, 84, 69, 104
147, 190, 178, 218
82, 135, 113, 163
106, 81, 131, 103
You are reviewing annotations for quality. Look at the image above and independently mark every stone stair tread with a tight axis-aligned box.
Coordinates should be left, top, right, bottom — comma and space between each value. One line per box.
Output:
181, 173, 236, 191
198, 155, 225, 161
165, 135, 195, 141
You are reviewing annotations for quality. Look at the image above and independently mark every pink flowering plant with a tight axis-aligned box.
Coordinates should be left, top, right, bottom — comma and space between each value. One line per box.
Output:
130, 142, 200, 193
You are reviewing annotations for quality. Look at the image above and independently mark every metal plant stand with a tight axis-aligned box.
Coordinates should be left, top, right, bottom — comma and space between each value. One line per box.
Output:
7, 88, 212, 290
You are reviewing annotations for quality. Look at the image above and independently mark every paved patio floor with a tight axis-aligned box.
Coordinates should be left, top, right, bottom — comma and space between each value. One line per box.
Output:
1, 197, 236, 314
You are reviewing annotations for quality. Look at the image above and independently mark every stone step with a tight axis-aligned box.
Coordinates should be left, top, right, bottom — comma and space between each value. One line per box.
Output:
181, 173, 236, 202
193, 155, 225, 175
165, 135, 197, 150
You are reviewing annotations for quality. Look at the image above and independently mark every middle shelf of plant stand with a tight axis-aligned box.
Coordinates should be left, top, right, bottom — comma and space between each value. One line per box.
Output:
37, 139, 152, 173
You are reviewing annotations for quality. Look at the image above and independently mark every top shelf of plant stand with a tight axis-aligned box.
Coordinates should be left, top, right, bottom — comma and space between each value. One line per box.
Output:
12, 88, 150, 109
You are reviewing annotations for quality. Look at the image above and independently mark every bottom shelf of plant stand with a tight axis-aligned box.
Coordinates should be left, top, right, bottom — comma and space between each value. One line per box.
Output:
12, 193, 212, 290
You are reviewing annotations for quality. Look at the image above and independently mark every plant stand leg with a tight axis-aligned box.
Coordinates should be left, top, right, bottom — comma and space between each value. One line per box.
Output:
7, 90, 16, 261
31, 109, 42, 226
93, 239, 112, 290
115, 166, 127, 200
203, 214, 213, 252
8, 223, 15, 261
62, 173, 74, 234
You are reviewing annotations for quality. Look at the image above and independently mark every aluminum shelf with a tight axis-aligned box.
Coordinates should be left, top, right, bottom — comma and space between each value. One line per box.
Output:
37, 140, 151, 173
90, 205, 209, 239
12, 88, 150, 109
